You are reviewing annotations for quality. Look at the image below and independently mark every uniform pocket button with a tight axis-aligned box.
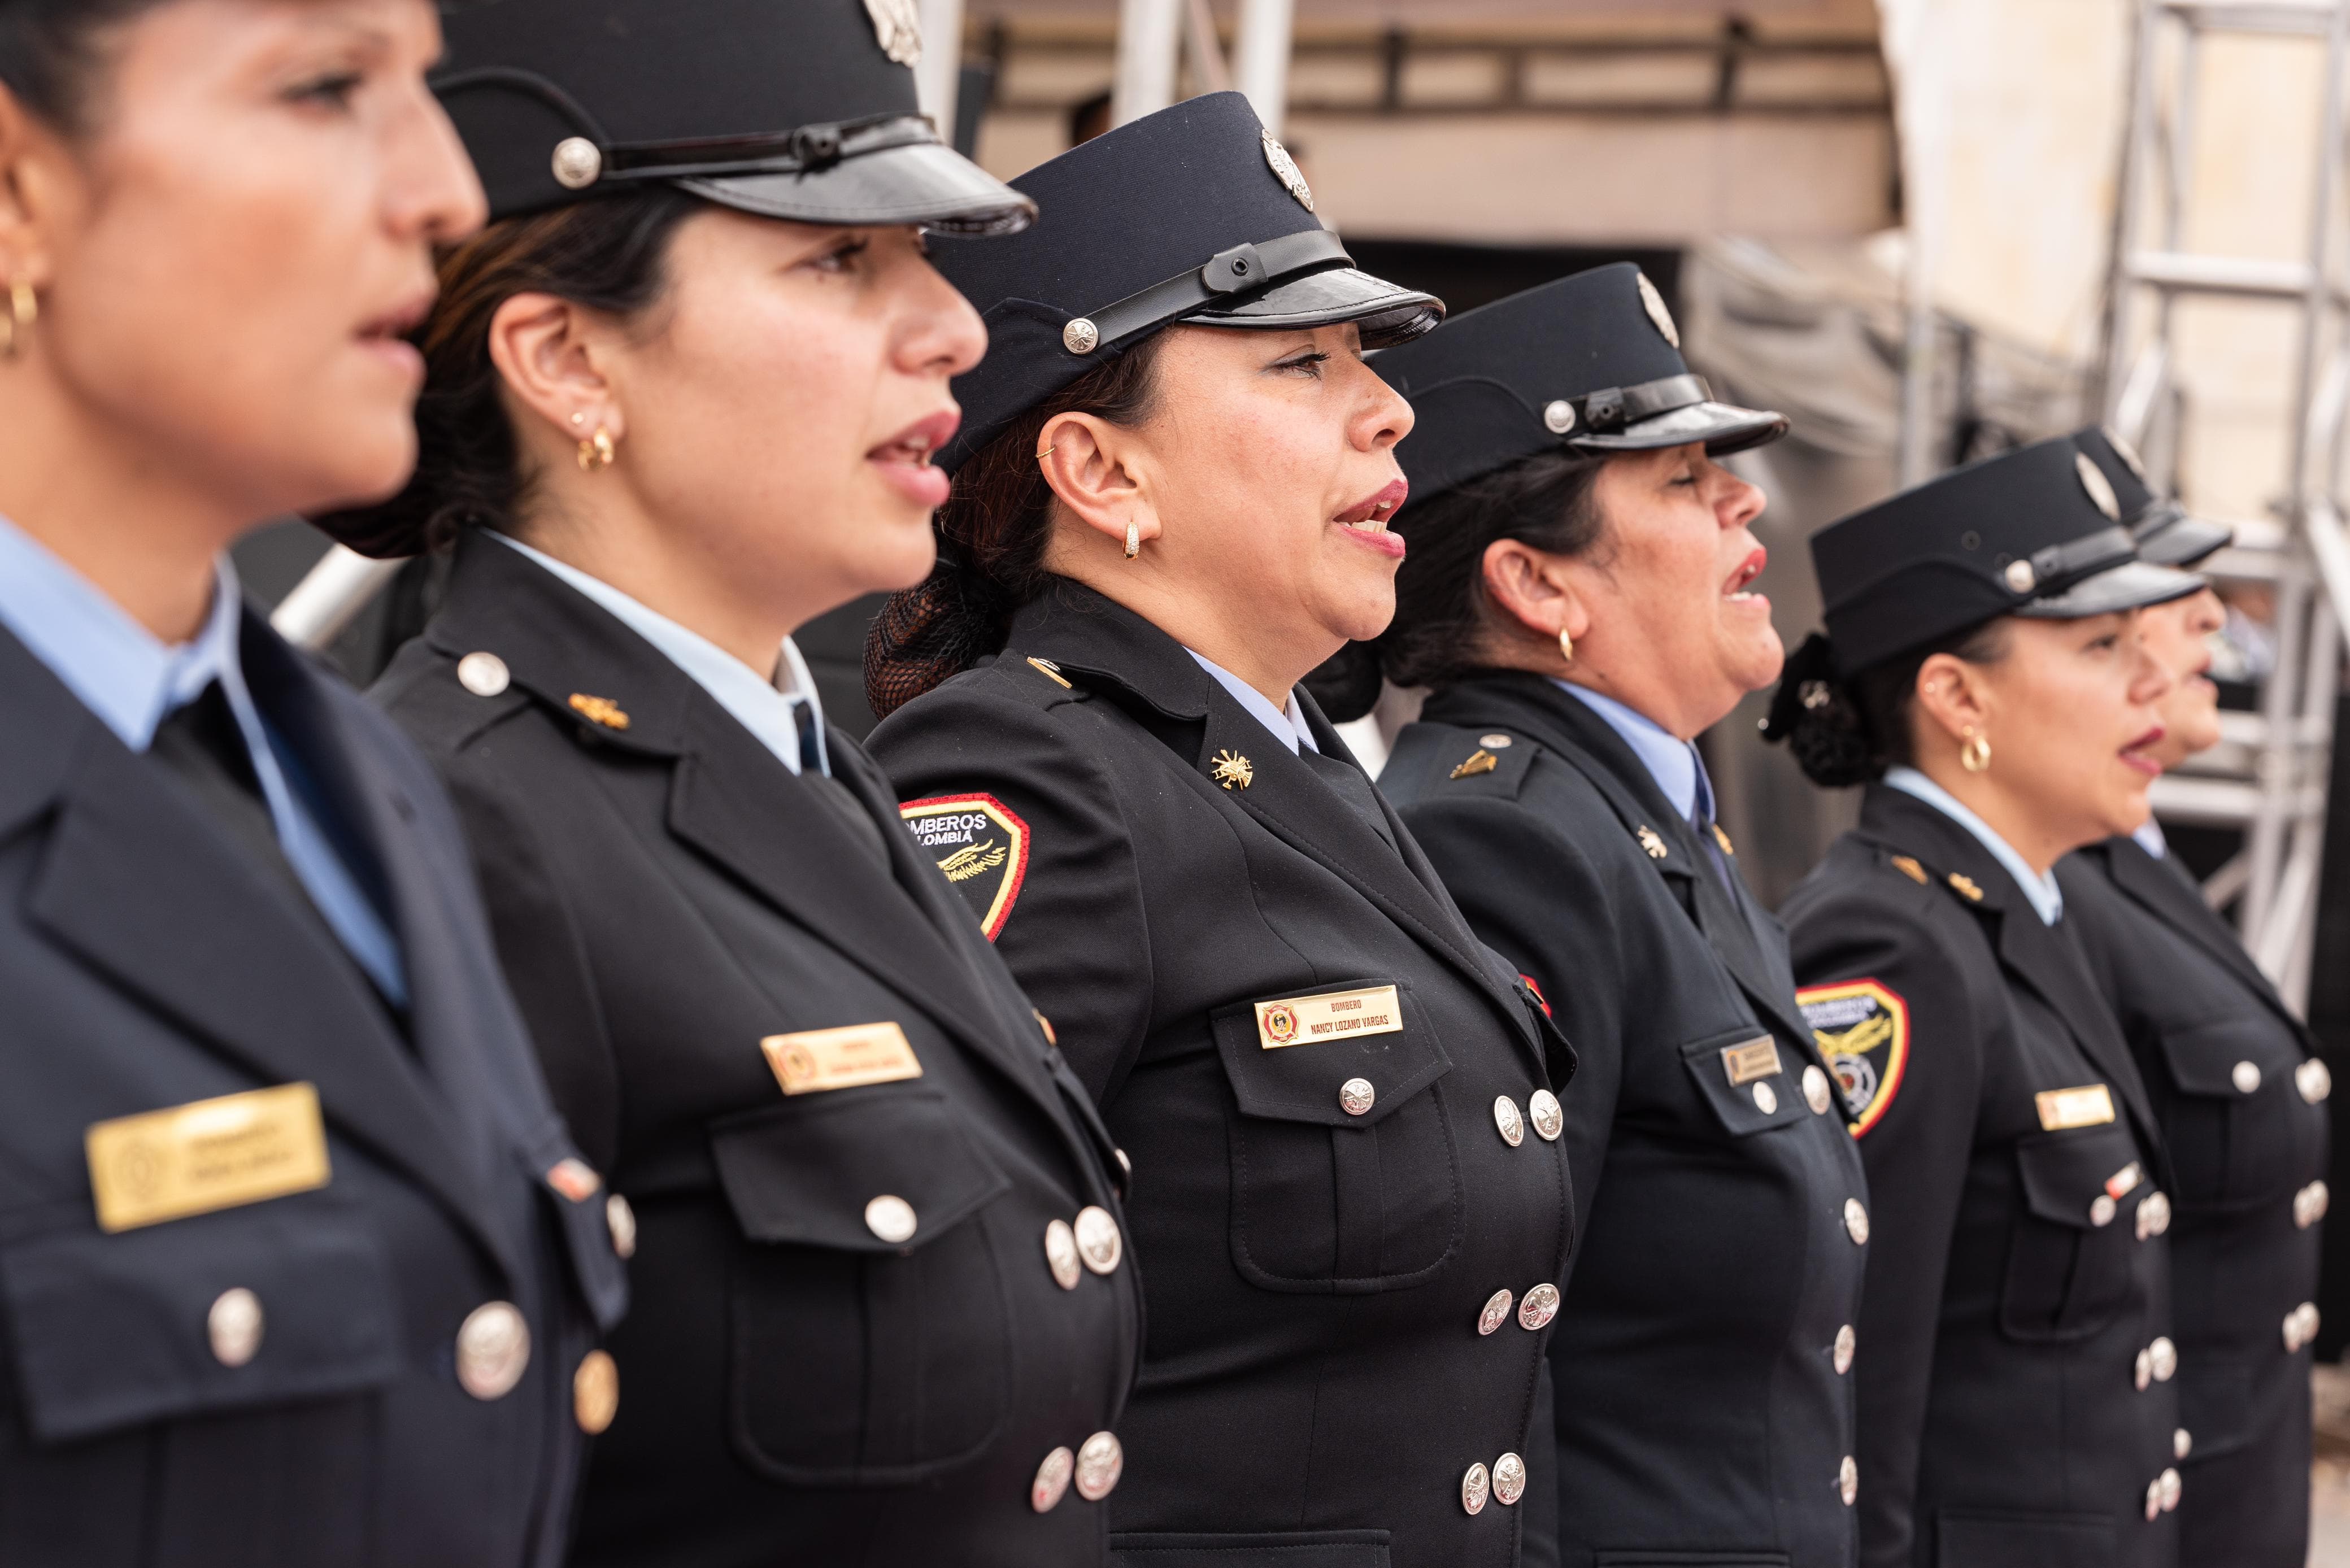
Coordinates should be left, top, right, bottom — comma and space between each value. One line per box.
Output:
1339, 1078, 1376, 1117
456, 1301, 531, 1400
1461, 1462, 1491, 1516
2090, 1194, 2118, 1227
1803, 1064, 1834, 1115
1031, 1446, 1075, 1512
1073, 1430, 1123, 1501
1493, 1096, 1525, 1147
864, 1195, 917, 1244
573, 1349, 619, 1434
1517, 1283, 1560, 1331
1478, 1289, 1515, 1336
1074, 1206, 1122, 1275
1528, 1089, 1564, 1141
1833, 1323, 1856, 1374
1843, 1197, 1869, 1245
207, 1287, 263, 1368
1752, 1081, 1778, 1114
1045, 1219, 1082, 1290
2232, 1060, 2262, 1095
1492, 1452, 1526, 1505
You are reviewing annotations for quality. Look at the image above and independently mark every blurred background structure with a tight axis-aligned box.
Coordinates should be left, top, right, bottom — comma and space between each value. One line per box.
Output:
247, 0, 2350, 1433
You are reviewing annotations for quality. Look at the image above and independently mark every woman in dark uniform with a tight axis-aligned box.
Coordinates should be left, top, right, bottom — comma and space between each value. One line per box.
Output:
865, 94, 1576, 1568
1372, 265, 1870, 1568
2059, 427, 2328, 1568
314, 3, 1139, 1562
0, 2, 625, 1564
1769, 437, 2197, 1568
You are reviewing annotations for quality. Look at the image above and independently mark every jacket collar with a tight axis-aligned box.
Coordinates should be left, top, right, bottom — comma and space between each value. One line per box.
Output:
2078, 835, 2312, 1046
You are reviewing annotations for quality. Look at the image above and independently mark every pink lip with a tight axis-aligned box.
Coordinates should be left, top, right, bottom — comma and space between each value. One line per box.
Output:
2121, 725, 2168, 777
1724, 547, 1768, 598
869, 408, 962, 509
1335, 478, 1408, 526
356, 286, 436, 384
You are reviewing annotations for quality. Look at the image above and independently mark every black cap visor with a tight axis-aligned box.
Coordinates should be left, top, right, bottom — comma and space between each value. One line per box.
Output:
1571, 398, 1790, 459
2131, 500, 2234, 569
2014, 558, 2205, 619
676, 134, 1035, 236
1180, 264, 1443, 350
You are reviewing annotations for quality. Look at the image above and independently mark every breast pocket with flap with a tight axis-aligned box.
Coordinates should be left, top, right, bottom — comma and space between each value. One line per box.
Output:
2001, 1121, 2149, 1341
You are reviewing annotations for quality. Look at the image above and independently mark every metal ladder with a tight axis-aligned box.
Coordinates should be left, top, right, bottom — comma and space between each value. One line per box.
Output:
2097, 0, 2350, 1009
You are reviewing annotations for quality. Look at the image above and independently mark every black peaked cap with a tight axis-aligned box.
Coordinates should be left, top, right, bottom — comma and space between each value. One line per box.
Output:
434, 0, 1032, 233
2072, 425, 2233, 569
1811, 435, 2201, 673
1373, 263, 1788, 502
926, 91, 1442, 473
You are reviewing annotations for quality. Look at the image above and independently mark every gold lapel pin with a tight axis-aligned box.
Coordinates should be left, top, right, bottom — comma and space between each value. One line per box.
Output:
1712, 823, 1737, 856
1450, 748, 1498, 780
1890, 854, 1929, 885
1026, 656, 1072, 689
1637, 825, 1668, 860
1948, 873, 1984, 903
569, 693, 630, 731
1211, 750, 1255, 791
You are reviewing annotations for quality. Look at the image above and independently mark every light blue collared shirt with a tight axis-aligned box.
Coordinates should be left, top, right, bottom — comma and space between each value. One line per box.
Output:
1187, 649, 1320, 756
495, 534, 828, 777
0, 514, 408, 1003
2133, 817, 2169, 859
1553, 679, 1714, 825
1884, 764, 2064, 925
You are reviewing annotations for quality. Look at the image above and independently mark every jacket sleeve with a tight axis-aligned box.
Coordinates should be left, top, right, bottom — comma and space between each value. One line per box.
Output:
1395, 791, 1627, 1248
1788, 883, 1987, 1568
868, 685, 1155, 1107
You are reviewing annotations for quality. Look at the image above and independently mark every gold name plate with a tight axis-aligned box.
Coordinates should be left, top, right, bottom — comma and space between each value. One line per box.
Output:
1720, 1037, 1783, 1086
2035, 1083, 2117, 1131
86, 1083, 332, 1234
1255, 986, 1403, 1049
763, 1022, 923, 1096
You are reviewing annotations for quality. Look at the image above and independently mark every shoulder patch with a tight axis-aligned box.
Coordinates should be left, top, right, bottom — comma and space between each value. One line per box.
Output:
899, 793, 1030, 940
1796, 978, 1909, 1136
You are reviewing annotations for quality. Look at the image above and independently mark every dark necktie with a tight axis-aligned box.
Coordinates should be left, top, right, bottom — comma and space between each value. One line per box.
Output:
1299, 744, 1399, 853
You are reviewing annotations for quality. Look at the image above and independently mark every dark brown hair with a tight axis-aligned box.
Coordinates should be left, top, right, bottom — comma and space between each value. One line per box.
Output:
0, 1, 162, 133
864, 333, 1170, 719
312, 189, 703, 558
1763, 621, 2010, 787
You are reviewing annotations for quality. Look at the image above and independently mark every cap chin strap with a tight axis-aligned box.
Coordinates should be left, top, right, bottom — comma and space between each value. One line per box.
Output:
1060, 229, 1357, 355
1561, 372, 1713, 435
2015, 525, 2138, 599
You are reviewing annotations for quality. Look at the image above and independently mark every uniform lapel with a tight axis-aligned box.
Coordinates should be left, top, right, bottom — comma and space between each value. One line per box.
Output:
2097, 837, 2309, 1042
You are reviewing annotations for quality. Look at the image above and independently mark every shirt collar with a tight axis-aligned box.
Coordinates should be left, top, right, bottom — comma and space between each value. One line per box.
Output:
1883, 765, 2064, 924
1553, 679, 1707, 822
1186, 648, 1319, 756
2131, 816, 2168, 860
494, 533, 826, 776
0, 510, 245, 751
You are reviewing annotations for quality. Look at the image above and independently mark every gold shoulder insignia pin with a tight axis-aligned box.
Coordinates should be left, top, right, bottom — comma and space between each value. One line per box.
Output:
1890, 855, 1929, 885
1026, 656, 1073, 689
1948, 873, 1985, 903
1211, 750, 1255, 791
1712, 822, 1736, 856
569, 693, 630, 730
1637, 825, 1669, 860
1450, 748, 1499, 780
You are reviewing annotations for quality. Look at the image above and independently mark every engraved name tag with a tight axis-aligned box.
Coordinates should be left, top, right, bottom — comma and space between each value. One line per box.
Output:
2035, 1083, 2117, 1131
761, 1022, 924, 1096
1720, 1037, 1783, 1086
86, 1083, 332, 1234
1255, 986, 1404, 1049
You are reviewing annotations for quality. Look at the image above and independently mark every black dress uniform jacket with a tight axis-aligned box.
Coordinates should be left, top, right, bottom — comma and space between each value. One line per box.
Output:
867, 581, 1576, 1568
0, 609, 626, 1567
1382, 673, 1868, 1568
1783, 787, 2181, 1568
2057, 836, 2329, 1568
375, 532, 1139, 1567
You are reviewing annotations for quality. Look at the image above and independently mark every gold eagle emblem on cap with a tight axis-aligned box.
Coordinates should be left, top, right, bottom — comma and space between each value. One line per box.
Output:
1211, 750, 1255, 791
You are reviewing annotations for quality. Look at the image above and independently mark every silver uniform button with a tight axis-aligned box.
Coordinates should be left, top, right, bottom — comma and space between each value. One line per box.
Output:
2232, 1060, 2262, 1095
1803, 1064, 1834, 1116
1073, 1430, 1123, 1501
1838, 1454, 1859, 1506
2296, 1180, 2330, 1229
1752, 1081, 1778, 1114
1492, 1452, 1527, 1506
1518, 1282, 1561, 1331
1461, 1462, 1491, 1515
1073, 1206, 1122, 1275
606, 1193, 638, 1259
2175, 1426, 2194, 1460
2090, 1194, 2118, 1228
2145, 1476, 2163, 1522
2135, 1349, 2153, 1391
2148, 1336, 2177, 1383
1063, 317, 1100, 355
1494, 1096, 1525, 1147
1339, 1078, 1376, 1117
864, 1195, 917, 1244
1478, 1289, 1515, 1336
207, 1287, 263, 1368
1030, 1446, 1075, 1513
456, 651, 511, 697
2159, 1466, 2182, 1513
2286, 1301, 2321, 1352
1542, 399, 1577, 434
1833, 1323, 1856, 1375
455, 1301, 531, 1401
1479, 734, 1513, 748
2137, 1190, 2171, 1240
1528, 1088, 1564, 1141
549, 136, 603, 190
1843, 1197, 1870, 1245
1045, 1219, 1082, 1290
2299, 1058, 2332, 1104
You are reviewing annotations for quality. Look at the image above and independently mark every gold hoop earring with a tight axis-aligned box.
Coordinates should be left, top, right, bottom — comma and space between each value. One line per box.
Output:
1960, 726, 1991, 773
1037, 443, 1056, 463
1558, 628, 1574, 665
577, 426, 617, 473
1, 279, 35, 359
1124, 520, 1141, 560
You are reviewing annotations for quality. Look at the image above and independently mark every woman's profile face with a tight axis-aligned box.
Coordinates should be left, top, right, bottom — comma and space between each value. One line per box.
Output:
589, 210, 986, 624
15, 0, 482, 519
2138, 586, 2226, 768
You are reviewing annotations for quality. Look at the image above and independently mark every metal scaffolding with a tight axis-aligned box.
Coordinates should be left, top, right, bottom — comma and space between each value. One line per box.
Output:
2098, 0, 2350, 1009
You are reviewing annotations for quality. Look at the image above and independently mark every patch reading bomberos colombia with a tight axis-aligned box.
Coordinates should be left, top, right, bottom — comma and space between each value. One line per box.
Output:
1255, 985, 1403, 1050
899, 793, 1030, 940
1797, 978, 1909, 1136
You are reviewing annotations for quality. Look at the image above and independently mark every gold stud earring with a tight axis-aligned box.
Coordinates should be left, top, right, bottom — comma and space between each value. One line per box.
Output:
1, 278, 34, 359
577, 425, 617, 472
1558, 628, 1574, 665
1124, 520, 1141, 560
1960, 725, 1991, 773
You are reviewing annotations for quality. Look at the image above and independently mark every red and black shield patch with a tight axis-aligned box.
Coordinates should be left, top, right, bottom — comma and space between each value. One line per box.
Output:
899, 793, 1030, 940
1796, 978, 1909, 1136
